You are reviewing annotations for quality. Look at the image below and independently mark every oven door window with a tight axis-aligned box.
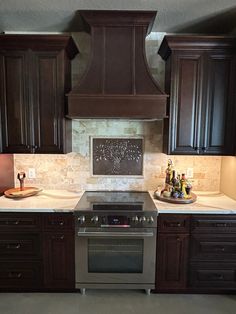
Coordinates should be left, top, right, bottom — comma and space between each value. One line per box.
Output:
88, 238, 143, 273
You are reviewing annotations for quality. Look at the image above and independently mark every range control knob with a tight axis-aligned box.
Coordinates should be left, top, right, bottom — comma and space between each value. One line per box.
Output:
139, 216, 146, 223
91, 216, 99, 224
131, 216, 139, 224
77, 216, 85, 224
147, 216, 154, 224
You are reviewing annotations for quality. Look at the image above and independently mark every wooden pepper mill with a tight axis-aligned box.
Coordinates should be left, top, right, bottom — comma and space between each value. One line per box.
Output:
17, 172, 26, 191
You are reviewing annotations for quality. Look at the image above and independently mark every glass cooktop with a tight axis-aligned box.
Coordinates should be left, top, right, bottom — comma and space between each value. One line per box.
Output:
74, 191, 157, 212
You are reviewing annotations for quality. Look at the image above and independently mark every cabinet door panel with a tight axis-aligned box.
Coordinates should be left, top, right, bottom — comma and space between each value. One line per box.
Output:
43, 213, 74, 231
169, 53, 203, 154
204, 54, 233, 154
0, 214, 41, 230
156, 233, 189, 289
43, 232, 74, 289
32, 51, 64, 153
190, 234, 236, 261
0, 52, 31, 153
0, 261, 42, 289
158, 214, 190, 233
0, 233, 41, 259
191, 215, 236, 233
189, 263, 236, 289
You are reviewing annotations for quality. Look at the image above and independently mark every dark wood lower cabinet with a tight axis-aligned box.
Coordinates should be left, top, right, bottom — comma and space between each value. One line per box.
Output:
43, 232, 75, 289
0, 213, 75, 291
155, 214, 236, 293
156, 214, 190, 292
2, 212, 236, 293
156, 233, 189, 290
189, 263, 236, 289
0, 261, 42, 290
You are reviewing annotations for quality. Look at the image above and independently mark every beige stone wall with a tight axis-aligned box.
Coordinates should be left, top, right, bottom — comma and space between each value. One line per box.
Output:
14, 120, 221, 192
220, 157, 236, 200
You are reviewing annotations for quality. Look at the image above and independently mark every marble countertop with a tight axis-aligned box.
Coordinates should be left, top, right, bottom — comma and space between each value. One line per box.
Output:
0, 189, 236, 214
151, 191, 236, 214
0, 190, 83, 212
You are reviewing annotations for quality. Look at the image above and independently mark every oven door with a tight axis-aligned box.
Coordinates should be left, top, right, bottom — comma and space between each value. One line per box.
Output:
75, 227, 156, 286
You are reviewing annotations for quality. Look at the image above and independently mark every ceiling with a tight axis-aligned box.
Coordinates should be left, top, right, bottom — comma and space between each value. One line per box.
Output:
1, 0, 236, 34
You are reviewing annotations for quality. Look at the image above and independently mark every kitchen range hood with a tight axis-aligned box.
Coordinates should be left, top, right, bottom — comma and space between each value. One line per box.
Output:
67, 10, 168, 119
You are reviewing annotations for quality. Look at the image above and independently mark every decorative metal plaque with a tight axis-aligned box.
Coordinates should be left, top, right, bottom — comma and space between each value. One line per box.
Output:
92, 138, 143, 176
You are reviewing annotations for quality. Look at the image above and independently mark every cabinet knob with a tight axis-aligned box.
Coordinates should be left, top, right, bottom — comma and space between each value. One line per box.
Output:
202, 147, 207, 152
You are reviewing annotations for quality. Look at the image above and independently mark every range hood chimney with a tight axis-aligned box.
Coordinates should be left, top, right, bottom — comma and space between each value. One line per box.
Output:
67, 10, 168, 119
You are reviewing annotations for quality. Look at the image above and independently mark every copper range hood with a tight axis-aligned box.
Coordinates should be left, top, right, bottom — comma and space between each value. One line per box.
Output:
67, 10, 168, 119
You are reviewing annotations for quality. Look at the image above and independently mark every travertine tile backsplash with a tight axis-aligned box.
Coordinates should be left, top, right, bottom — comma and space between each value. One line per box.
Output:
14, 120, 221, 192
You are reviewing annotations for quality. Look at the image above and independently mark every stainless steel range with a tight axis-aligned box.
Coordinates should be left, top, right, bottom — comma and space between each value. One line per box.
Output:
74, 191, 157, 295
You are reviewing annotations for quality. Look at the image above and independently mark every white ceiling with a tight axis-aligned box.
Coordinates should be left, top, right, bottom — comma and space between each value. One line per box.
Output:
0, 0, 236, 34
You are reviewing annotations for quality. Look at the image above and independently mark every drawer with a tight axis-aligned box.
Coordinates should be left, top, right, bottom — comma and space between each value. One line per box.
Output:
190, 234, 236, 261
43, 213, 74, 231
0, 214, 41, 230
158, 214, 190, 233
189, 263, 236, 288
0, 233, 41, 259
191, 215, 236, 233
0, 261, 42, 289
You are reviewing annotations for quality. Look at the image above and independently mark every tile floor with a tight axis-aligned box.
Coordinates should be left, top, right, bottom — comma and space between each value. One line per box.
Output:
0, 290, 236, 314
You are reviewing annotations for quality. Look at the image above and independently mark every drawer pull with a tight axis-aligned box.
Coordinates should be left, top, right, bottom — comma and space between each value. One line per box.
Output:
215, 223, 227, 227
50, 221, 65, 226
215, 247, 225, 252
52, 235, 64, 240
6, 243, 21, 249
8, 272, 22, 279
211, 273, 224, 280
167, 222, 181, 227
5, 220, 20, 225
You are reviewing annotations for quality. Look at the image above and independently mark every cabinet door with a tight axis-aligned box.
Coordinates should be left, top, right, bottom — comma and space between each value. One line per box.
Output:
43, 232, 74, 289
166, 52, 204, 154
31, 51, 66, 153
0, 51, 32, 153
202, 53, 235, 155
156, 233, 189, 290
0, 261, 42, 290
189, 262, 236, 289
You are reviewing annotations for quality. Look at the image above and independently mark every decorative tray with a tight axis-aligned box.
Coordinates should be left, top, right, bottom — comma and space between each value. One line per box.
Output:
154, 192, 197, 204
4, 187, 42, 199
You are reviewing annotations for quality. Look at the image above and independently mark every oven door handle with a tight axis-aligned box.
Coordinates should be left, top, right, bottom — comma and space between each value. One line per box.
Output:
77, 231, 154, 238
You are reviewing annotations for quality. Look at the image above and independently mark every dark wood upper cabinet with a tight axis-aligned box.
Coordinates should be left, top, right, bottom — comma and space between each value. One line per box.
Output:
159, 36, 236, 155
0, 35, 78, 154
